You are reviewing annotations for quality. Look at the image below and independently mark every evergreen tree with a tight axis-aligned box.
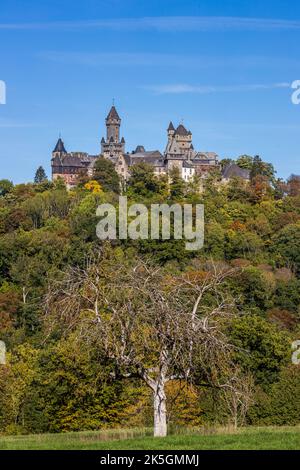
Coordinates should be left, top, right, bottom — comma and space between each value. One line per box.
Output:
34, 166, 47, 184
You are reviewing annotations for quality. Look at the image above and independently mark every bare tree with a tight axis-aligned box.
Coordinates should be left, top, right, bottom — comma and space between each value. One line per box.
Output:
45, 250, 251, 437
220, 367, 254, 429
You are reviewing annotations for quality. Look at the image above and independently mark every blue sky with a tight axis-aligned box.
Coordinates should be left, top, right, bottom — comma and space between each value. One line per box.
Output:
0, 0, 300, 182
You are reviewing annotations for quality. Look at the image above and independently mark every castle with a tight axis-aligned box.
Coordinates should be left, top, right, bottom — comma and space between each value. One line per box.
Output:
51, 105, 224, 187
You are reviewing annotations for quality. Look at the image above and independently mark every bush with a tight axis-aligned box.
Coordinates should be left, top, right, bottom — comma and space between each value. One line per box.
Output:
248, 366, 300, 425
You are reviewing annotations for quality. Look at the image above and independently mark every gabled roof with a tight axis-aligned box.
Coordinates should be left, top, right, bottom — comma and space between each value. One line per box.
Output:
106, 105, 120, 121
175, 124, 189, 136
53, 137, 67, 153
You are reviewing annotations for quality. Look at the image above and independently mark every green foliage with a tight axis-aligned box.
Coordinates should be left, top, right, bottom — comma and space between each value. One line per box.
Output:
274, 279, 300, 314
248, 366, 300, 425
237, 266, 276, 312
127, 163, 166, 198
69, 192, 103, 241
236, 155, 254, 170
272, 223, 300, 274
1, 427, 300, 450
169, 168, 186, 200
250, 155, 275, 181
138, 238, 192, 264
0, 343, 39, 434
230, 315, 290, 386
227, 177, 251, 201
93, 157, 120, 193
0, 179, 14, 196
220, 158, 235, 169
34, 166, 48, 184
22, 189, 71, 229
0, 156, 299, 434
205, 221, 225, 259
32, 335, 136, 432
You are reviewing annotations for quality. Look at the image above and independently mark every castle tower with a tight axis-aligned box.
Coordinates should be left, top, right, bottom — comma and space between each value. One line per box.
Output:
164, 122, 195, 164
106, 105, 121, 142
101, 105, 125, 161
52, 137, 67, 157
51, 136, 70, 184
167, 121, 175, 141
174, 124, 192, 156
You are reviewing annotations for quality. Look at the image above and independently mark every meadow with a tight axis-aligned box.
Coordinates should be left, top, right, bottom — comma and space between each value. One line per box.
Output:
0, 426, 300, 450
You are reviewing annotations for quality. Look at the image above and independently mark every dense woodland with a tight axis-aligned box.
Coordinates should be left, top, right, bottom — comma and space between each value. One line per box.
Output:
0, 155, 300, 435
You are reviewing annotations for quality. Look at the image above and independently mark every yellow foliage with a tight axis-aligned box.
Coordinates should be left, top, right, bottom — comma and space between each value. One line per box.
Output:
166, 381, 203, 426
0, 344, 39, 433
84, 180, 103, 194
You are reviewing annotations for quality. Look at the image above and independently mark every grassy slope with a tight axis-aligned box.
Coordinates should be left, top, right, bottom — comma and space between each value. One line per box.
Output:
0, 427, 300, 450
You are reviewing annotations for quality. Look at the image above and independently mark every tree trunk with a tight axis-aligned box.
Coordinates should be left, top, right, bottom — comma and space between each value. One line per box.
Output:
153, 383, 167, 437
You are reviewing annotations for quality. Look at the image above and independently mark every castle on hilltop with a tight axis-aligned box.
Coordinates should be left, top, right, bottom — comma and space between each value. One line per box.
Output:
51, 105, 224, 188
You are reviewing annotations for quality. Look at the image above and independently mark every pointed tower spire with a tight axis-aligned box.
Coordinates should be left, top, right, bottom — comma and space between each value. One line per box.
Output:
167, 121, 175, 132
101, 103, 125, 159
53, 136, 67, 153
105, 105, 121, 143
106, 105, 120, 122
175, 124, 189, 136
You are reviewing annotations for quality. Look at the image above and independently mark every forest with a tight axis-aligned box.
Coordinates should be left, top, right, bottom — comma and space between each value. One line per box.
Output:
0, 155, 299, 436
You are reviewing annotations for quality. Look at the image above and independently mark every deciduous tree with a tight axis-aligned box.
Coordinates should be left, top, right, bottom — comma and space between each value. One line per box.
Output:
45, 251, 252, 437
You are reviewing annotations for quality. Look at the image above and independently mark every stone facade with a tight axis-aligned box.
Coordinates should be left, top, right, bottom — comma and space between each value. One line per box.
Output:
51, 106, 222, 187
51, 142, 98, 188
101, 106, 126, 162
164, 121, 220, 179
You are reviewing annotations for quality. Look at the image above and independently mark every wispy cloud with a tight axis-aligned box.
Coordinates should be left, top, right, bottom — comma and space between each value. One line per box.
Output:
1, 16, 300, 32
144, 82, 291, 95
38, 51, 190, 67
38, 51, 300, 70
0, 118, 44, 128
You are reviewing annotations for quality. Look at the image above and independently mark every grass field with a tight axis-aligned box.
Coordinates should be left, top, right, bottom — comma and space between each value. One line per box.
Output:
0, 426, 300, 450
